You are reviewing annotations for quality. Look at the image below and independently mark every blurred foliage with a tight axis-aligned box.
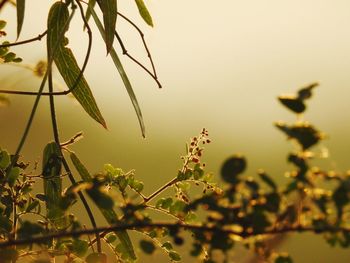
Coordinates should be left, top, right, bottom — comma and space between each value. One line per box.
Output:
0, 1, 350, 263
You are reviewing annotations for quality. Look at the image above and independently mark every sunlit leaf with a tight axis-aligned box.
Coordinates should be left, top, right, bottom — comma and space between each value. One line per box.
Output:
16, 0, 25, 39
97, 0, 117, 53
135, 0, 154, 27
89, 6, 145, 137
47, 2, 107, 128
70, 152, 136, 261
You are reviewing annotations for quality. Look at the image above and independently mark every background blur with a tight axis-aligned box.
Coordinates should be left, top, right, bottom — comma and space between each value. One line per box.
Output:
1, 0, 350, 262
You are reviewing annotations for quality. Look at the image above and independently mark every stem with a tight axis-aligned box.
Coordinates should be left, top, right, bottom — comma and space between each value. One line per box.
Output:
0, 31, 47, 48
143, 177, 178, 204
0, 222, 348, 249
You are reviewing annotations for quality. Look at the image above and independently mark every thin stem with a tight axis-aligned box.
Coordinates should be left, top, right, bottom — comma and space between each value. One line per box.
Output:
0, 31, 47, 48
117, 12, 159, 85
0, 222, 349, 249
114, 31, 162, 89
143, 177, 178, 204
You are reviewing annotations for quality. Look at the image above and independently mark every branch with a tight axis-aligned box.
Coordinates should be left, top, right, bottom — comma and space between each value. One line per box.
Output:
1, 221, 349, 249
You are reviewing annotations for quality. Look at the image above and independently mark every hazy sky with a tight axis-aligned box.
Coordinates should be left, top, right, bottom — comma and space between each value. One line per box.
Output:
2, 1, 350, 261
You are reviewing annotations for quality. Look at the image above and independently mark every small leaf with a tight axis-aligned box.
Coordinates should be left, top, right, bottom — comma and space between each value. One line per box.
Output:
139, 240, 156, 254
135, 0, 154, 27
97, 0, 117, 53
168, 251, 181, 261
221, 155, 246, 184
16, 0, 25, 39
278, 96, 305, 113
258, 170, 277, 191
6, 167, 20, 187
161, 241, 173, 250
26, 200, 39, 212
0, 150, 10, 169
105, 233, 117, 243
47, 2, 107, 128
0, 20, 6, 30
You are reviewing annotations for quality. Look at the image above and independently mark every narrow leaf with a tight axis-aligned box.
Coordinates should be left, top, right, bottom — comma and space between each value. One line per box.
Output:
70, 153, 137, 261
47, 2, 107, 128
135, 0, 153, 27
89, 6, 145, 137
97, 0, 117, 53
16, 0, 25, 38
84, 0, 96, 25
42, 142, 65, 224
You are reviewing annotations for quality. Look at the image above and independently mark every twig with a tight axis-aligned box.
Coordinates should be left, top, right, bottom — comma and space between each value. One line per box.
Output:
117, 12, 161, 88
114, 31, 162, 89
0, 31, 47, 48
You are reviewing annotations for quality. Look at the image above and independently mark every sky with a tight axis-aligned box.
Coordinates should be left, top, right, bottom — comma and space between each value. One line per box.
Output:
1, 0, 350, 262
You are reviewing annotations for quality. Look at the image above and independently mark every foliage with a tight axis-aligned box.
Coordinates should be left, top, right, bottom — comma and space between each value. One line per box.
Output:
0, 1, 349, 263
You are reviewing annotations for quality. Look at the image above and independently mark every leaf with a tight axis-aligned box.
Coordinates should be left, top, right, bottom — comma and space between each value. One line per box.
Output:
258, 170, 277, 191
16, 0, 25, 39
42, 142, 66, 228
6, 167, 20, 187
96, 0, 117, 53
278, 96, 305, 114
47, 2, 106, 128
70, 152, 137, 261
72, 239, 89, 257
0, 20, 6, 30
89, 6, 145, 137
135, 0, 154, 27
221, 155, 246, 184
0, 149, 10, 169
84, 0, 96, 25
168, 251, 181, 261
139, 240, 156, 254
275, 254, 293, 263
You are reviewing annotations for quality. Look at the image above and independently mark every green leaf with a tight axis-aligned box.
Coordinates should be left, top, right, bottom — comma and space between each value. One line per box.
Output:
168, 251, 181, 261
135, 0, 153, 27
86, 252, 107, 263
26, 199, 39, 212
97, 0, 117, 53
16, 0, 25, 39
70, 152, 136, 261
89, 6, 146, 137
139, 240, 156, 254
221, 155, 246, 184
0, 150, 10, 169
6, 166, 20, 187
84, 0, 96, 25
42, 142, 67, 228
0, 20, 6, 30
161, 241, 173, 250
72, 239, 89, 257
47, 2, 107, 128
